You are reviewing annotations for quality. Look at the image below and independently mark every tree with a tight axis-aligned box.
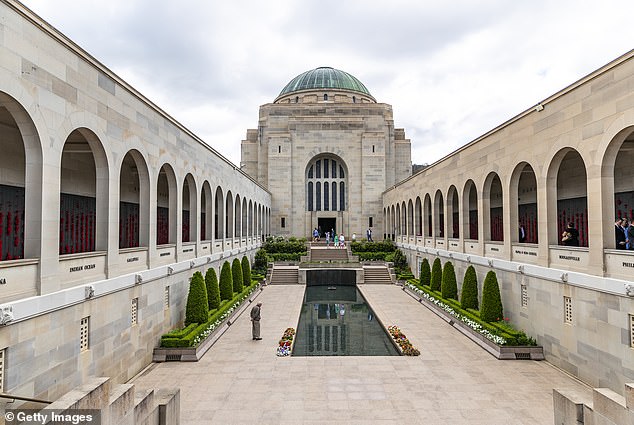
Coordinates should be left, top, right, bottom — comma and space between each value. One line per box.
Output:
185, 271, 209, 325
241, 255, 252, 287
460, 265, 479, 310
254, 249, 268, 274
441, 261, 458, 300
392, 249, 408, 271
232, 258, 244, 293
480, 270, 503, 322
205, 267, 220, 310
419, 258, 431, 286
430, 258, 442, 292
219, 261, 233, 301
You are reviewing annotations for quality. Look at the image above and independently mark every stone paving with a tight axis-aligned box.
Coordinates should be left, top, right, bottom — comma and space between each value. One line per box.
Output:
132, 284, 591, 424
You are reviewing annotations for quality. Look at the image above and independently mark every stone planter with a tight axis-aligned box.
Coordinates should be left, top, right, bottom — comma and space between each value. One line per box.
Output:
153, 284, 265, 362
401, 285, 544, 360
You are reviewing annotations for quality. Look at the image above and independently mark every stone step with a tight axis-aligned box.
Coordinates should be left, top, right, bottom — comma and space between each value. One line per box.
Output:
269, 267, 299, 285
363, 267, 393, 284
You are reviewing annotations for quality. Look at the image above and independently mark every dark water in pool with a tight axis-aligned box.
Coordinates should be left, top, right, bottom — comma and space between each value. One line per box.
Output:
292, 285, 399, 356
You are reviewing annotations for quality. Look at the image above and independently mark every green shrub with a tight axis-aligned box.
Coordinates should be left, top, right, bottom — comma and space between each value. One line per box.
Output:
269, 253, 302, 261
262, 239, 307, 254
355, 251, 392, 261
419, 258, 431, 286
350, 240, 396, 253
441, 261, 458, 300
219, 261, 233, 301
185, 271, 209, 325
205, 267, 220, 310
480, 270, 503, 322
254, 249, 268, 273
460, 265, 479, 310
232, 258, 244, 292
430, 258, 442, 291
241, 256, 252, 286
392, 249, 408, 271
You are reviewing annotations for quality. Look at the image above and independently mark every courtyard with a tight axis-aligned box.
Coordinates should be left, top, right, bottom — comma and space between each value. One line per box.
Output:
133, 283, 590, 424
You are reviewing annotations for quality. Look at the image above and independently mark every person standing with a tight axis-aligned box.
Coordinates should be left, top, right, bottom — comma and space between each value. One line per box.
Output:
367, 228, 373, 242
250, 302, 262, 340
562, 222, 580, 247
334, 233, 339, 248
339, 233, 345, 249
518, 222, 526, 243
325, 231, 331, 248
623, 218, 631, 250
615, 218, 626, 250
626, 219, 634, 250
352, 232, 356, 242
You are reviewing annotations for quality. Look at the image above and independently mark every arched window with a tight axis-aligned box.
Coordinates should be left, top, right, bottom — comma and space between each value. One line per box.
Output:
324, 94, 328, 101
305, 156, 347, 212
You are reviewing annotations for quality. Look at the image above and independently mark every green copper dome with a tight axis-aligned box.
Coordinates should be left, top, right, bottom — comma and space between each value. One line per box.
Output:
278, 67, 373, 98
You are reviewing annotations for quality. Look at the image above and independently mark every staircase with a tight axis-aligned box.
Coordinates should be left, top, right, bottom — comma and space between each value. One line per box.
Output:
310, 246, 349, 262
269, 265, 299, 285
363, 265, 393, 284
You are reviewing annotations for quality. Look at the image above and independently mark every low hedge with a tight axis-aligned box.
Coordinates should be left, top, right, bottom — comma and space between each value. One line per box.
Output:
269, 253, 303, 261
407, 278, 535, 346
355, 252, 393, 261
160, 282, 260, 348
350, 240, 396, 253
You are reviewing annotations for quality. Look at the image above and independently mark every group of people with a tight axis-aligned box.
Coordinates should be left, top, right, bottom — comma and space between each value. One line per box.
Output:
325, 231, 346, 248
312, 227, 374, 247
615, 217, 634, 250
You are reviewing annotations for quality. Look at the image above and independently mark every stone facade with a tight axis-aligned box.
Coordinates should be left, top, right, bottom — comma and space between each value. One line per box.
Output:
0, 0, 270, 403
241, 72, 411, 239
386, 50, 634, 395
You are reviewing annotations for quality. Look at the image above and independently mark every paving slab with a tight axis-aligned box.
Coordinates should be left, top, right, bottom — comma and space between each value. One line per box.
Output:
132, 284, 591, 424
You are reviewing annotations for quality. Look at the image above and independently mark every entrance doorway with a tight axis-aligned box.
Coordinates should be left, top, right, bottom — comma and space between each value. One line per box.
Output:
318, 217, 336, 237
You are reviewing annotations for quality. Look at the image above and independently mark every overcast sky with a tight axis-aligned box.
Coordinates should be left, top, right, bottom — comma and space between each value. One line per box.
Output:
24, 0, 634, 167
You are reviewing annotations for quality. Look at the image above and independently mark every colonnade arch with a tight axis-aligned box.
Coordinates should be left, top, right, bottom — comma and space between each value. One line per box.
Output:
385, 124, 634, 277
0, 91, 43, 261
0, 92, 271, 296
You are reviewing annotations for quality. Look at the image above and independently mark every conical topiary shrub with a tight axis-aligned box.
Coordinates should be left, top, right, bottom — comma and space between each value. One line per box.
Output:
460, 265, 479, 310
241, 255, 252, 287
419, 258, 431, 286
430, 258, 442, 292
480, 270, 503, 322
441, 261, 458, 300
219, 261, 233, 301
205, 267, 220, 310
185, 271, 209, 326
232, 258, 244, 293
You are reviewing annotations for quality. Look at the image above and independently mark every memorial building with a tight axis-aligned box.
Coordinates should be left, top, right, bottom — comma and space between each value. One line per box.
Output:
241, 66, 411, 238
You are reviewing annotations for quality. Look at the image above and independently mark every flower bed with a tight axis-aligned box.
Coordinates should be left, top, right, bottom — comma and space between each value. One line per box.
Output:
402, 282, 543, 360
153, 282, 264, 362
387, 325, 420, 356
276, 328, 295, 357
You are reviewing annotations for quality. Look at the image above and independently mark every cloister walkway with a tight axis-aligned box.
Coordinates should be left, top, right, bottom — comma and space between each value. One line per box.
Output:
132, 284, 590, 424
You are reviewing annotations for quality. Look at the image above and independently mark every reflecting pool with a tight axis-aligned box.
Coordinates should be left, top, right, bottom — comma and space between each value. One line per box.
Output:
292, 285, 399, 356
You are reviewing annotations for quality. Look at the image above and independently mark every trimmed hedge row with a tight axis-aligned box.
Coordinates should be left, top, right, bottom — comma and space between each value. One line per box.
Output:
407, 277, 536, 346
350, 240, 396, 252
160, 281, 259, 348
355, 252, 394, 261
269, 253, 303, 261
